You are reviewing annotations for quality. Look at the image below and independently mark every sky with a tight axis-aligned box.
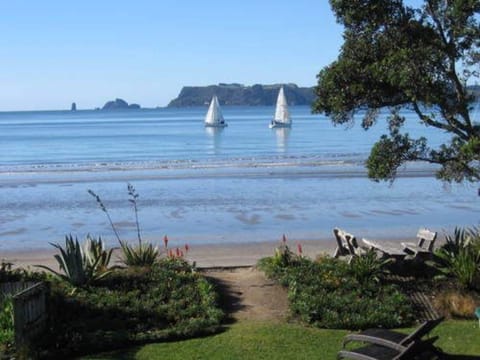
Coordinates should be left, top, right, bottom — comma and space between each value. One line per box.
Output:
0, 0, 345, 111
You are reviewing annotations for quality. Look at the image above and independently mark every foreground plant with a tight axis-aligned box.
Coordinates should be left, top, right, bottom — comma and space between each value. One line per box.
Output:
430, 226, 480, 290
37, 235, 112, 287
88, 184, 160, 267
40, 258, 222, 358
0, 296, 14, 345
258, 235, 306, 284
348, 249, 391, 285
259, 252, 413, 329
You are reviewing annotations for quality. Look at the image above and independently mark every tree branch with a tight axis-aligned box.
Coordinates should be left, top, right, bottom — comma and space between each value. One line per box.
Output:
412, 102, 469, 140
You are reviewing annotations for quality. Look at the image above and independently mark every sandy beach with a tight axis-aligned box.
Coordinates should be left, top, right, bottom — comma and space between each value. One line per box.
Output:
1, 238, 339, 270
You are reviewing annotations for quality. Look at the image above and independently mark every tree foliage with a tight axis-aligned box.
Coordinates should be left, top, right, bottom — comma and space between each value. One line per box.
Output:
314, 0, 480, 182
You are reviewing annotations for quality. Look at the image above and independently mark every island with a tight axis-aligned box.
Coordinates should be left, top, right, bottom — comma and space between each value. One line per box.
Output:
101, 98, 141, 110
167, 83, 315, 107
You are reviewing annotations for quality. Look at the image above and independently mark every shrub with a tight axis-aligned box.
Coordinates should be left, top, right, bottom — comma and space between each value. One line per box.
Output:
259, 254, 413, 329
434, 290, 478, 319
348, 249, 391, 285
37, 258, 223, 358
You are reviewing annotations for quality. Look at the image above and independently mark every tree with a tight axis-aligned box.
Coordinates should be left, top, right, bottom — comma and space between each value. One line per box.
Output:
313, 0, 480, 183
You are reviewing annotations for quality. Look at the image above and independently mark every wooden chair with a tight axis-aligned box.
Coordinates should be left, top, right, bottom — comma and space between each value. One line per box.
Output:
333, 228, 365, 260
338, 317, 443, 360
401, 228, 437, 256
342, 317, 443, 350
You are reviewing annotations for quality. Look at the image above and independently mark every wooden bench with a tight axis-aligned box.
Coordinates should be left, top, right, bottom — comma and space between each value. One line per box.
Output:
361, 238, 406, 258
401, 228, 437, 255
362, 228, 437, 259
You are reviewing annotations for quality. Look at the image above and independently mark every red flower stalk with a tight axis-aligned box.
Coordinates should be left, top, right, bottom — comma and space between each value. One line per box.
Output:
163, 235, 169, 248
168, 249, 174, 258
185, 244, 190, 253
282, 234, 287, 244
297, 243, 303, 255
176, 247, 181, 257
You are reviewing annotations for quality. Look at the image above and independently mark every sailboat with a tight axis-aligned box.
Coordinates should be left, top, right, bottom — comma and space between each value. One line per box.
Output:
204, 95, 227, 128
269, 86, 291, 128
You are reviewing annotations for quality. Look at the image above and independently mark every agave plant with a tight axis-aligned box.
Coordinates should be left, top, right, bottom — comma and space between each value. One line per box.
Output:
84, 235, 114, 272
37, 235, 112, 287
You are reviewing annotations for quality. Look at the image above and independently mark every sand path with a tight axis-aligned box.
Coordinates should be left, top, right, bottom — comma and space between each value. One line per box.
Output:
203, 266, 289, 322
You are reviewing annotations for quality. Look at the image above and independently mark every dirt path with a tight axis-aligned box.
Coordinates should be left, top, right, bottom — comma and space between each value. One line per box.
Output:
202, 267, 289, 322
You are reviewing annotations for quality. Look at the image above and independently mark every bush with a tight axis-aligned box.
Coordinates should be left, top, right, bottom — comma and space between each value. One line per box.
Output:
348, 249, 391, 285
258, 255, 413, 329
35, 258, 223, 358
257, 235, 305, 286
434, 290, 478, 319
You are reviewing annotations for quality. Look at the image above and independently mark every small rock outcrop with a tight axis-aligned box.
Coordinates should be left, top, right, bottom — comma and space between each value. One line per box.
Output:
101, 98, 141, 110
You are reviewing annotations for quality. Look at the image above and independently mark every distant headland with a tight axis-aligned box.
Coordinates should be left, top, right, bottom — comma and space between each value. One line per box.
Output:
167, 83, 315, 107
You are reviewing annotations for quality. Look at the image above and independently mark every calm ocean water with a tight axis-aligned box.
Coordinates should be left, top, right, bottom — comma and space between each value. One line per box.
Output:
0, 106, 478, 251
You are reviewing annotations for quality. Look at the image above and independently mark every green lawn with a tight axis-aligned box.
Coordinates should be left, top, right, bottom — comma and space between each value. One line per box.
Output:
83, 320, 480, 360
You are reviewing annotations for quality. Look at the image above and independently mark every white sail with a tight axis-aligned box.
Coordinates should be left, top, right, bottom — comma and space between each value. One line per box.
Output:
269, 86, 291, 128
205, 96, 227, 127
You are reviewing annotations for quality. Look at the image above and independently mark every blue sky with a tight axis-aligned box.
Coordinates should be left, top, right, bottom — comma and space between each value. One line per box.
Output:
0, 0, 427, 111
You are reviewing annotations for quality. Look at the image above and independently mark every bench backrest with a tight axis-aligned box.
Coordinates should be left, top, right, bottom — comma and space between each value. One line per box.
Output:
416, 228, 437, 251
333, 228, 358, 256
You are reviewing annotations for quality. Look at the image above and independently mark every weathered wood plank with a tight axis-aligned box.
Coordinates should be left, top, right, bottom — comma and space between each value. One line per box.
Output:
362, 238, 406, 256
12, 282, 48, 347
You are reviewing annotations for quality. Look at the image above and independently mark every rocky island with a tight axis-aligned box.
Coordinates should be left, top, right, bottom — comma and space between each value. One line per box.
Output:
168, 83, 315, 107
101, 98, 141, 110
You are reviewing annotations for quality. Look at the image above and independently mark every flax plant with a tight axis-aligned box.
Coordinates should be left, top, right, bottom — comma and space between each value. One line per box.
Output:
430, 227, 480, 290
88, 183, 159, 267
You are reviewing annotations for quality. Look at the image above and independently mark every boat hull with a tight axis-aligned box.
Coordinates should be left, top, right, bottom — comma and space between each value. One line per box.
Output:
269, 121, 291, 129
205, 123, 228, 128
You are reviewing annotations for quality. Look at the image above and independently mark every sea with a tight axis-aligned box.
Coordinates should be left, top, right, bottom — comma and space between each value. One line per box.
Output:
0, 106, 479, 251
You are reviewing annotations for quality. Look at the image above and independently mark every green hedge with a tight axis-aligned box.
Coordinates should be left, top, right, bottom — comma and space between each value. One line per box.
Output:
34, 259, 223, 359
258, 255, 414, 329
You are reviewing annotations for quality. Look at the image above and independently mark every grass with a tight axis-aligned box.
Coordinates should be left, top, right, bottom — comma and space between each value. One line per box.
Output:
82, 320, 480, 359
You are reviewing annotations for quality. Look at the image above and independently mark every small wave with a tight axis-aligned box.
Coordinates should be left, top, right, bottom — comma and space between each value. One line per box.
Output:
0, 155, 364, 174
